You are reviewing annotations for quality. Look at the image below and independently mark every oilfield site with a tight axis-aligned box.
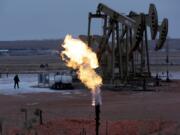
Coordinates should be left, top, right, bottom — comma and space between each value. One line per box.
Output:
0, 1, 180, 135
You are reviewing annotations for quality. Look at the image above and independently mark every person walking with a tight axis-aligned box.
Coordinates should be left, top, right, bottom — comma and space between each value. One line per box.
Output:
14, 74, 20, 89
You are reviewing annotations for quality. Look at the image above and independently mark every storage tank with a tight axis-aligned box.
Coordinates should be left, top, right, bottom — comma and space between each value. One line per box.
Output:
54, 75, 72, 84
51, 74, 73, 90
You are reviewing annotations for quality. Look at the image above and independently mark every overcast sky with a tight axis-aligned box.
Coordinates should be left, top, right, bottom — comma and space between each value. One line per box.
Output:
0, 0, 179, 41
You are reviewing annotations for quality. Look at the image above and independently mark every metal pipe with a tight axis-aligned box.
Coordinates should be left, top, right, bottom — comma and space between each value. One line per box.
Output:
21, 108, 28, 128
97, 3, 136, 28
103, 15, 107, 36
88, 13, 92, 46
145, 25, 151, 77
129, 28, 135, 74
95, 104, 100, 135
111, 23, 115, 83
125, 26, 129, 80
98, 28, 112, 61
140, 39, 144, 72
116, 22, 122, 80
34, 109, 43, 125
0, 120, 3, 135
166, 37, 170, 82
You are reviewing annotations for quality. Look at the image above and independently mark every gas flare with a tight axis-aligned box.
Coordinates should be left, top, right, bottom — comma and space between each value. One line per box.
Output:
61, 35, 102, 105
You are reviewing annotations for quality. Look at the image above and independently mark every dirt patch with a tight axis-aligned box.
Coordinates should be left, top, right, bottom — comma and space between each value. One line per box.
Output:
8, 119, 177, 135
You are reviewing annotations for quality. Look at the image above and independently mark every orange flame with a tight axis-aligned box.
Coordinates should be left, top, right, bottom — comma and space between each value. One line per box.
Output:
61, 35, 102, 105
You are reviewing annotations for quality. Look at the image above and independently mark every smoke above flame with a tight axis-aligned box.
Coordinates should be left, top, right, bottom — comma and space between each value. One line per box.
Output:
61, 35, 102, 105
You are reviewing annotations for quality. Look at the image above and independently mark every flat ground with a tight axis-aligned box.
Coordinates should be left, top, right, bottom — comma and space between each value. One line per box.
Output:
2, 83, 180, 122
1, 83, 180, 120
1, 74, 180, 134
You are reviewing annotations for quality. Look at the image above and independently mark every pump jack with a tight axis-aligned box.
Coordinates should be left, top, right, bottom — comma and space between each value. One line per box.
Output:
80, 3, 168, 87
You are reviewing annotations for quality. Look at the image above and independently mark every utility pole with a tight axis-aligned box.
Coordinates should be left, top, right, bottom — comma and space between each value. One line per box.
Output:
166, 36, 170, 82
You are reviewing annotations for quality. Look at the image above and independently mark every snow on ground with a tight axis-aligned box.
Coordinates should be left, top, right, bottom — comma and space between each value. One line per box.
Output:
0, 72, 180, 95
0, 74, 80, 95
152, 71, 180, 80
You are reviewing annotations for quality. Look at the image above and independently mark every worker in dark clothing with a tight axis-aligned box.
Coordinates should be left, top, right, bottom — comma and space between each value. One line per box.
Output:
14, 74, 20, 89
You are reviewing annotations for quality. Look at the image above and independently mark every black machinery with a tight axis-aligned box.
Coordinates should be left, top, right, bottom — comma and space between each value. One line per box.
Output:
80, 3, 168, 87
